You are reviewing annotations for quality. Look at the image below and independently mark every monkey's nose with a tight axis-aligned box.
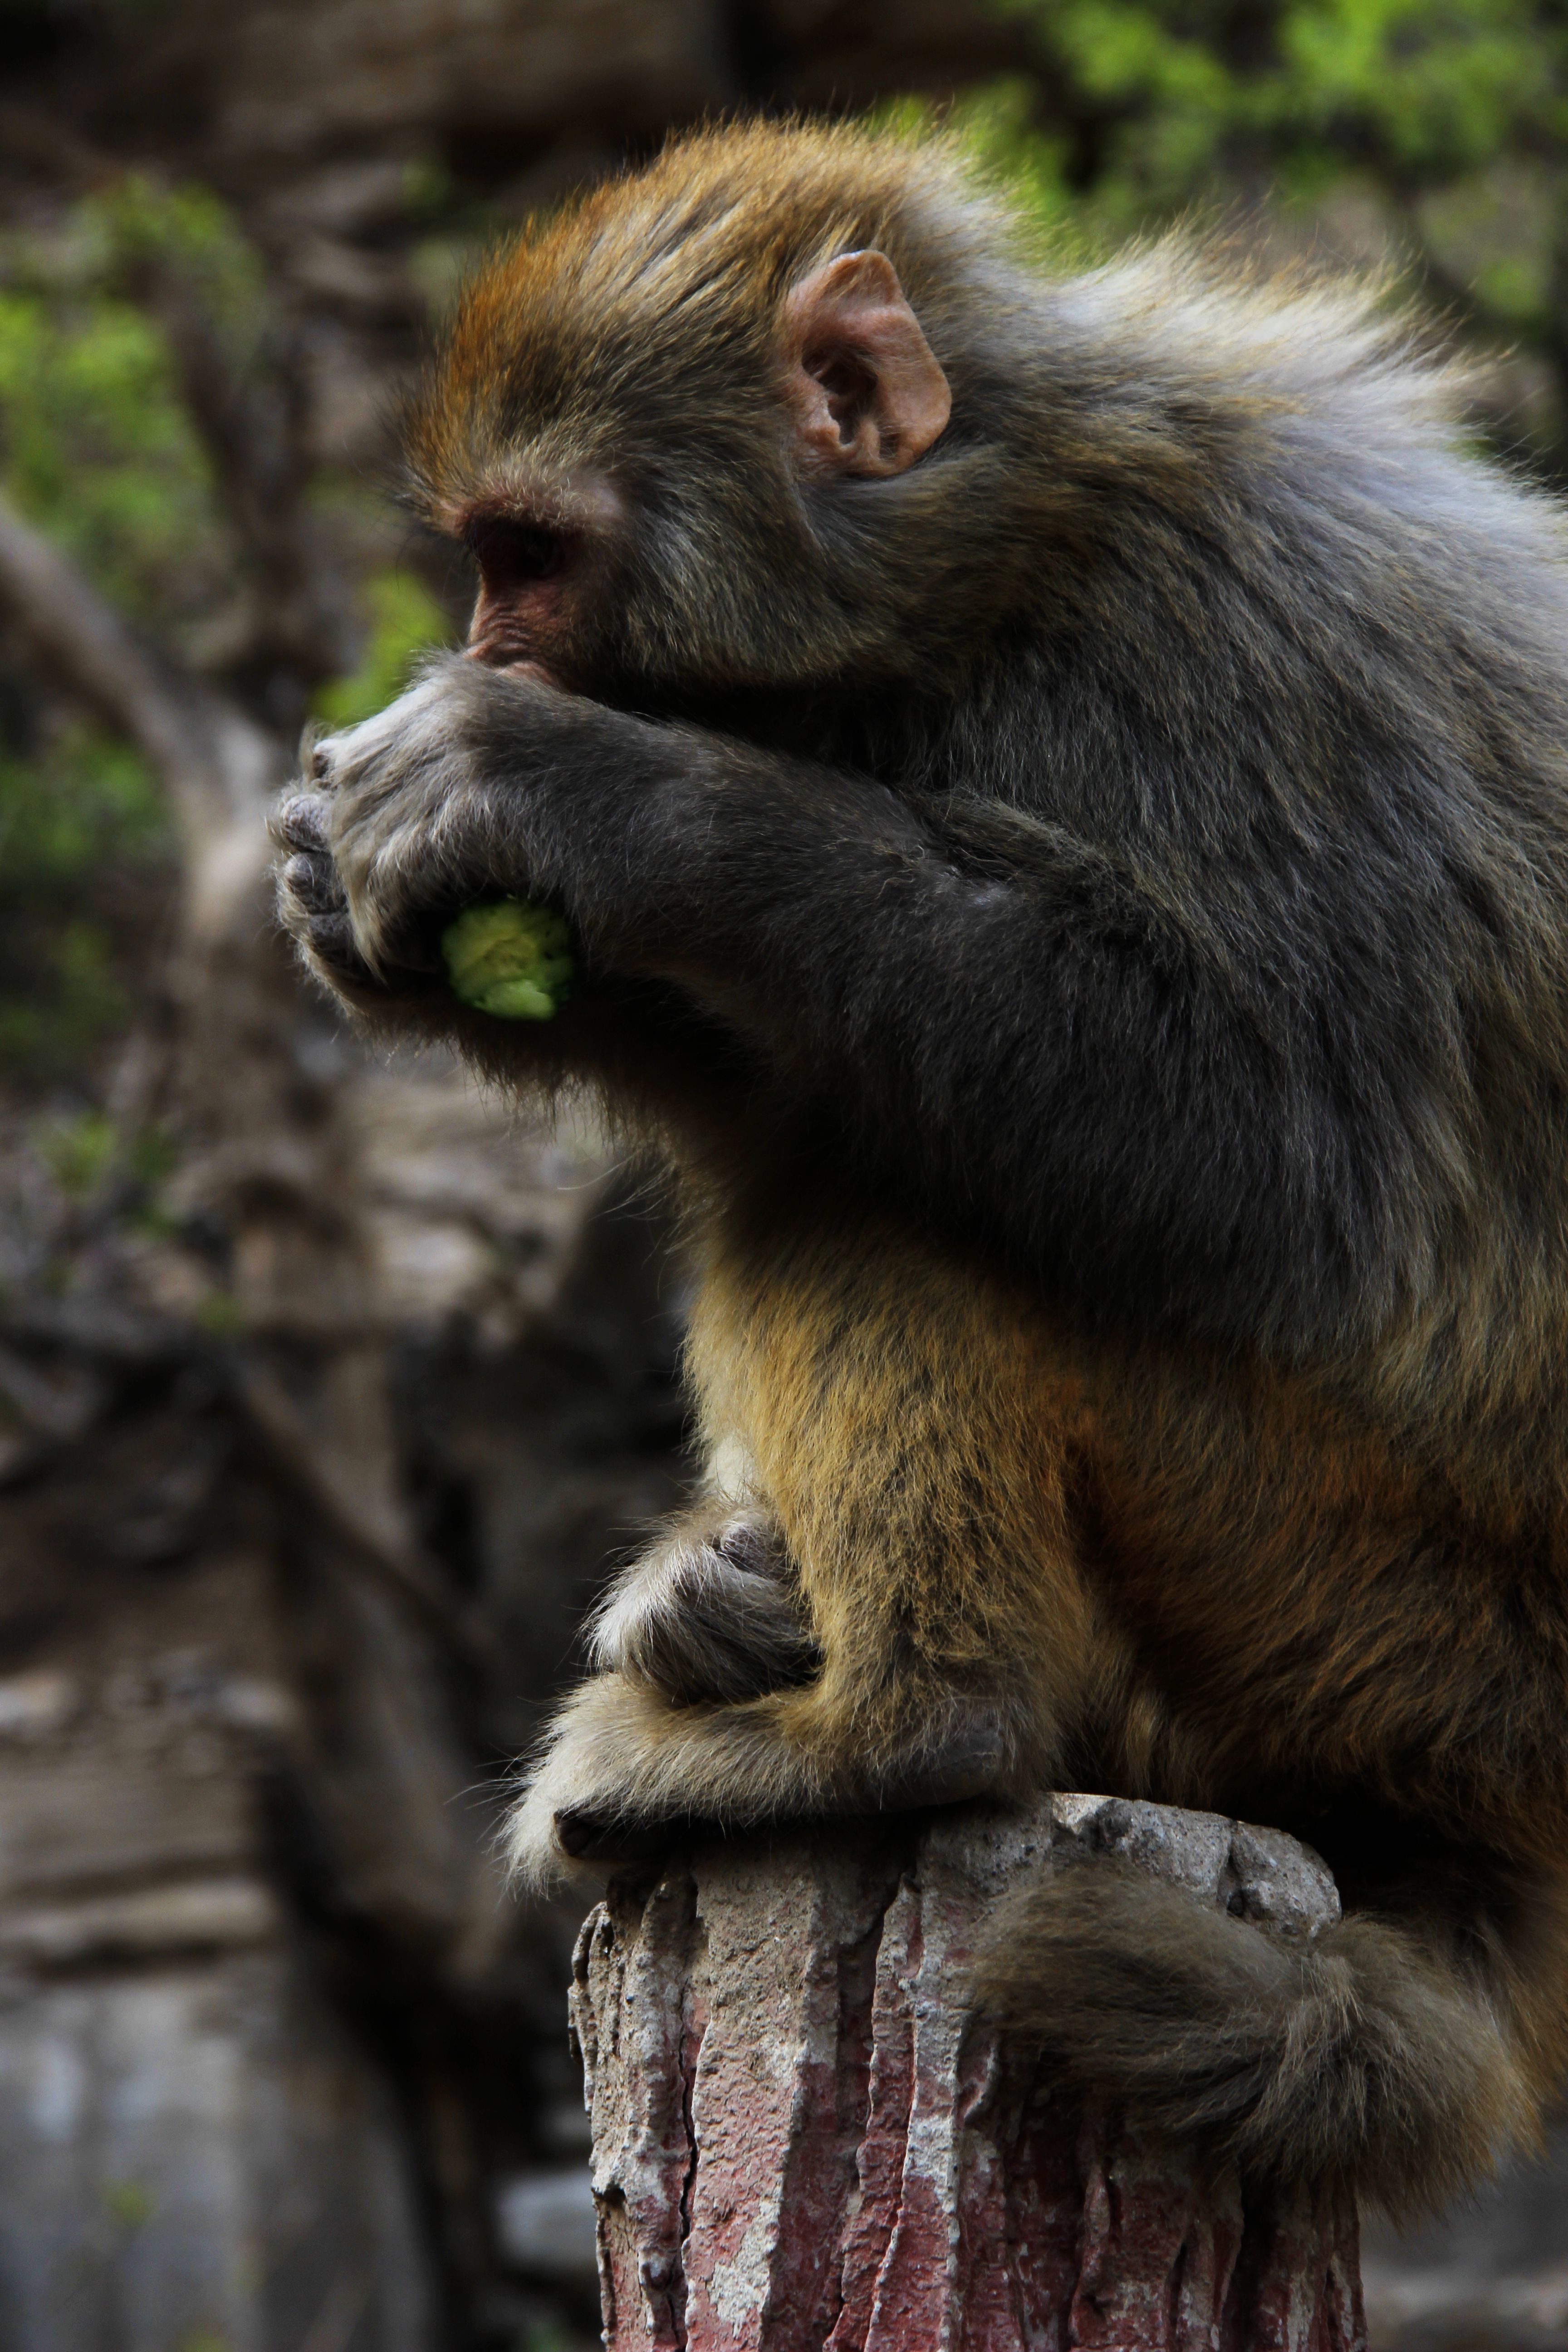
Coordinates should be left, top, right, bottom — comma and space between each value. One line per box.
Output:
463, 642, 559, 688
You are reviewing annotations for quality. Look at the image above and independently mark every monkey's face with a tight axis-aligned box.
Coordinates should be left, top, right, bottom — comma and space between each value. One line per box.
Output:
456, 480, 626, 690
402, 139, 976, 706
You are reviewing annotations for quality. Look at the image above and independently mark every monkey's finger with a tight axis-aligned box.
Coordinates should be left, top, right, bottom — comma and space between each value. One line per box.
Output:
301, 911, 373, 975
302, 734, 338, 786
273, 794, 332, 853
279, 851, 343, 914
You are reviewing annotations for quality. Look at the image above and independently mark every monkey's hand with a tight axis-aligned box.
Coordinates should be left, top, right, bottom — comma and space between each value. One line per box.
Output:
270, 654, 921, 1029
274, 671, 500, 1014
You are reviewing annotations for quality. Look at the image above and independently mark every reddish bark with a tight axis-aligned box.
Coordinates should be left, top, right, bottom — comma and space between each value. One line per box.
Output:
569, 1795, 1367, 2352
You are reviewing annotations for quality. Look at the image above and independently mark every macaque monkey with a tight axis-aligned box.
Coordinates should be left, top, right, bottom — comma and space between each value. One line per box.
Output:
276, 119, 1568, 2209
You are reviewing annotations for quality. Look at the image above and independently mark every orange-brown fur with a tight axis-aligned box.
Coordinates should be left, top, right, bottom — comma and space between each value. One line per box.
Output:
684, 1182, 1568, 1849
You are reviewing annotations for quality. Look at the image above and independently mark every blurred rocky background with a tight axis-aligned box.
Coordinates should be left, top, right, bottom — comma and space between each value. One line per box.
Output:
0, 2, 1565, 2346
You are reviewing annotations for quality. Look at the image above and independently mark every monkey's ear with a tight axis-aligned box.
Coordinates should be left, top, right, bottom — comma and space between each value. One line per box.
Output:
784, 251, 951, 479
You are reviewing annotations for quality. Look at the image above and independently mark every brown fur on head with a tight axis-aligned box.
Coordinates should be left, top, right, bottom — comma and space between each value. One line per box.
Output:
402, 118, 1470, 710
406, 119, 986, 495
401, 119, 1013, 694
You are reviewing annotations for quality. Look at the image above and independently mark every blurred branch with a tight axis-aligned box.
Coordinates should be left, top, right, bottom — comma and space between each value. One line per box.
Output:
238, 1358, 490, 1669
124, 262, 352, 698
0, 486, 278, 844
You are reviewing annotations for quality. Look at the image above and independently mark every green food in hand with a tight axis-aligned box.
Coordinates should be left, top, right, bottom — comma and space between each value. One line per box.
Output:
441, 898, 575, 1020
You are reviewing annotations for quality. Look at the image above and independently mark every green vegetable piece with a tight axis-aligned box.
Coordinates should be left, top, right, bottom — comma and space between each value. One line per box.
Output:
441, 898, 575, 1021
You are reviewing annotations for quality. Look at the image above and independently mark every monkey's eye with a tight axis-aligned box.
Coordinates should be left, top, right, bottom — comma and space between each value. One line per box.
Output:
466, 518, 568, 587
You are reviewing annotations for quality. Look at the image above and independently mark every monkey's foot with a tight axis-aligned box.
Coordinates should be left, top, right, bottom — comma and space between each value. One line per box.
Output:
589, 1509, 822, 1705
507, 1670, 1016, 1888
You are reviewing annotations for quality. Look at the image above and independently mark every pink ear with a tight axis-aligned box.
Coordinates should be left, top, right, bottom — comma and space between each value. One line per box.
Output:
784, 250, 951, 479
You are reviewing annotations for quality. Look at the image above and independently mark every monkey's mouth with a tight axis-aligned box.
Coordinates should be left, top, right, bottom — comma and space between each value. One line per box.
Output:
478, 654, 560, 689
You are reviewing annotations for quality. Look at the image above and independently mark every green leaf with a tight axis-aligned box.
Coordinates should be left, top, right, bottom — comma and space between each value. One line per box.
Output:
313, 571, 455, 727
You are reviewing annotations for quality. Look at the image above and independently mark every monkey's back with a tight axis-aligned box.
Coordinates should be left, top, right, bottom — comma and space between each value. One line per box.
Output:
894, 250, 1568, 1501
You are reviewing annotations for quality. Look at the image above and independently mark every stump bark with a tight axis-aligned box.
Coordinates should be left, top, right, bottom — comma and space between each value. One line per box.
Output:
569, 1793, 1368, 2352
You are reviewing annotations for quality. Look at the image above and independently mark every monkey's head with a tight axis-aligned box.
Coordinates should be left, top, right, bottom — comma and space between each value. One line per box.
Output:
404, 121, 1025, 702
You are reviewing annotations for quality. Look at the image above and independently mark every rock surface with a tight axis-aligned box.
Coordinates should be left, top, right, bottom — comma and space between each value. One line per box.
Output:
0, 1946, 434, 2350
570, 1795, 1367, 2352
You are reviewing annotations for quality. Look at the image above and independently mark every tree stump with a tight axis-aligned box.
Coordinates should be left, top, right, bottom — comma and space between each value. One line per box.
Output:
569, 1794, 1368, 2352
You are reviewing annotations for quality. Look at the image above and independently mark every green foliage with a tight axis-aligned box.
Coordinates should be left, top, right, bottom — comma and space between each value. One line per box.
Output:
878, 83, 1096, 256
97, 175, 270, 365
102, 2178, 155, 2230
0, 181, 235, 1081
975, 0, 1568, 453
0, 726, 166, 886
314, 569, 454, 727
35, 1108, 119, 1200
193, 1288, 245, 1338
0, 181, 278, 1084
991, 0, 1567, 223
0, 223, 224, 629
0, 287, 216, 622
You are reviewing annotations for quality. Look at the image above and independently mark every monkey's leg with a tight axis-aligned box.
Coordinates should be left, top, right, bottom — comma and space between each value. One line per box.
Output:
970, 1834, 1568, 2214
547, 1490, 1046, 1871
689, 1207, 1102, 1772
515, 1220, 1111, 1881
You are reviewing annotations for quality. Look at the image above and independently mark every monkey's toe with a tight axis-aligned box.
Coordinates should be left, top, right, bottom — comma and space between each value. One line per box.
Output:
871, 1705, 1009, 1809
554, 1806, 686, 1864
591, 1515, 822, 1705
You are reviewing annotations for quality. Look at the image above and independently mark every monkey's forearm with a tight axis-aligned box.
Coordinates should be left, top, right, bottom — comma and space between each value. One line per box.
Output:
302, 661, 1434, 1344
430, 670, 1414, 1344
